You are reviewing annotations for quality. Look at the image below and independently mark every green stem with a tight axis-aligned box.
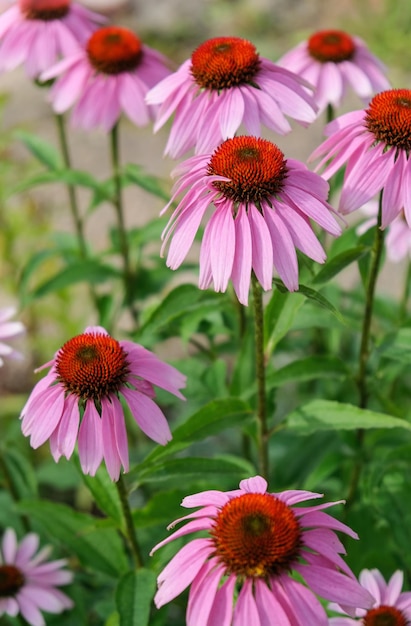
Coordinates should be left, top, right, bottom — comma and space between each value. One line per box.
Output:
116, 474, 144, 568
251, 275, 269, 479
110, 123, 139, 325
399, 259, 411, 321
55, 113, 88, 259
356, 192, 384, 409
326, 103, 335, 125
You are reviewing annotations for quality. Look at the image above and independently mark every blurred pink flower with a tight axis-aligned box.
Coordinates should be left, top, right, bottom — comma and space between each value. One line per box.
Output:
161, 135, 341, 305
151, 476, 374, 626
310, 89, 411, 228
278, 29, 390, 114
0, 527, 73, 626
146, 36, 318, 158
0, 306, 25, 367
358, 202, 411, 263
0, 0, 105, 78
42, 25, 172, 131
20, 325, 186, 481
329, 568, 411, 624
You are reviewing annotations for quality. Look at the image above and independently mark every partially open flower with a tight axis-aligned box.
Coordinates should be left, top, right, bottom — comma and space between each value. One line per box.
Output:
0, 306, 25, 367
42, 25, 172, 131
0, 0, 105, 78
151, 476, 374, 626
20, 325, 186, 481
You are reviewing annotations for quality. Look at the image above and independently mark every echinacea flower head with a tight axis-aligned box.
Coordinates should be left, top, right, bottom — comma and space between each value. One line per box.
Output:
329, 568, 411, 625
278, 29, 390, 114
310, 89, 411, 229
146, 36, 318, 158
20, 326, 186, 481
41, 25, 172, 131
161, 135, 341, 305
0, 306, 25, 367
0, 527, 73, 626
151, 476, 374, 626
0, 0, 105, 78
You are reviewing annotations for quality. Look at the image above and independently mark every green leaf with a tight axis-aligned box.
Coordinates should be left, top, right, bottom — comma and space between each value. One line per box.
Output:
378, 328, 411, 363
312, 246, 369, 286
141, 398, 253, 467
17, 500, 128, 577
30, 260, 120, 300
123, 163, 170, 201
286, 399, 411, 434
264, 288, 306, 356
79, 465, 124, 527
116, 569, 157, 626
296, 283, 345, 324
265, 356, 349, 390
11, 168, 112, 199
15, 130, 62, 170
0, 448, 38, 500
136, 456, 255, 484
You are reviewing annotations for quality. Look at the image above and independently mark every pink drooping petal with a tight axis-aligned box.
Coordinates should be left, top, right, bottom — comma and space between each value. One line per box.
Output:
121, 387, 172, 445
254, 579, 290, 626
77, 401, 103, 476
101, 398, 122, 481
231, 203, 253, 306
206, 575, 236, 626
248, 204, 273, 290
49, 394, 80, 462
263, 206, 299, 291
207, 202, 236, 293
187, 558, 222, 626
233, 579, 260, 626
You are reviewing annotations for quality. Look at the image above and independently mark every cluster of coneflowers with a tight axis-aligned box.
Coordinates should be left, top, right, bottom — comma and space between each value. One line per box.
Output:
0, 1, 411, 625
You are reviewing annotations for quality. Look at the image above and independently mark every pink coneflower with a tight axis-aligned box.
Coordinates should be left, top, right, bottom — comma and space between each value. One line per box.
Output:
0, 306, 25, 367
0, 0, 105, 79
0, 527, 73, 626
151, 476, 374, 626
277, 29, 390, 114
20, 326, 186, 481
41, 25, 171, 131
310, 89, 411, 228
146, 36, 318, 158
161, 135, 341, 305
329, 568, 411, 624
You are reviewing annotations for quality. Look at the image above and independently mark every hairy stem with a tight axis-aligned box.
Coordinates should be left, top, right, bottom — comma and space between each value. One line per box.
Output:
116, 474, 144, 568
251, 275, 269, 479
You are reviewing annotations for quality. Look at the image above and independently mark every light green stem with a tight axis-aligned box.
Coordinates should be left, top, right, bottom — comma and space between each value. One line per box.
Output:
116, 474, 143, 568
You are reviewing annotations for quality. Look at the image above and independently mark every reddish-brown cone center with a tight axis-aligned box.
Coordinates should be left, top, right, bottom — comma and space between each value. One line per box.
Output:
55, 333, 129, 400
87, 26, 143, 75
211, 492, 301, 578
19, 0, 70, 19
308, 29, 355, 63
208, 136, 287, 204
363, 605, 408, 626
190, 37, 261, 90
0, 565, 25, 598
365, 89, 411, 152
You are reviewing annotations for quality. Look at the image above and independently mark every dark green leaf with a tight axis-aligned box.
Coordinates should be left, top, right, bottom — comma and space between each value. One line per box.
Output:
116, 569, 157, 626
312, 246, 369, 286
0, 448, 38, 500
30, 260, 120, 300
136, 456, 255, 483
265, 356, 349, 390
264, 287, 306, 356
79, 465, 124, 527
124, 163, 170, 201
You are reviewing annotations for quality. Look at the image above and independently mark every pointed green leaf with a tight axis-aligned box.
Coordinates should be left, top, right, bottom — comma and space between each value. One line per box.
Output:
79, 465, 124, 527
116, 569, 157, 626
265, 356, 349, 390
136, 456, 255, 483
15, 130, 62, 170
123, 163, 170, 201
312, 246, 369, 285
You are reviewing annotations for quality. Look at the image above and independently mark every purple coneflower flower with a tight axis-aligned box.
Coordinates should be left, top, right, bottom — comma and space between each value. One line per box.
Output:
278, 29, 390, 114
151, 476, 374, 626
41, 24, 171, 131
0, 527, 73, 626
161, 135, 341, 305
329, 568, 411, 625
0, 0, 105, 78
20, 325, 186, 481
146, 36, 318, 158
0, 306, 25, 367
310, 89, 411, 228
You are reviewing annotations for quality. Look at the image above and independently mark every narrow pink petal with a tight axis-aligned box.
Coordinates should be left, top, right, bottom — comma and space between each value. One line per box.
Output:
297, 564, 374, 608
239, 476, 267, 493
2, 528, 17, 563
231, 204, 252, 306
15, 533, 39, 567
187, 558, 223, 626
110, 395, 129, 473
49, 394, 80, 461
182, 490, 230, 509
122, 343, 186, 398
206, 202, 236, 293
233, 579, 260, 626
206, 575, 236, 626
118, 73, 150, 127
254, 579, 290, 626
263, 207, 299, 291
276, 489, 322, 505
218, 88, 245, 138
316, 62, 344, 108
101, 398, 122, 481
77, 401, 103, 476
49, 60, 91, 113
339, 147, 392, 214
28, 387, 66, 449
16, 590, 46, 626
121, 388, 172, 445
165, 194, 211, 268
154, 539, 212, 607
298, 510, 359, 539
381, 150, 406, 228
277, 575, 328, 625
358, 569, 383, 604
248, 204, 273, 290
245, 85, 291, 135
384, 570, 404, 605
